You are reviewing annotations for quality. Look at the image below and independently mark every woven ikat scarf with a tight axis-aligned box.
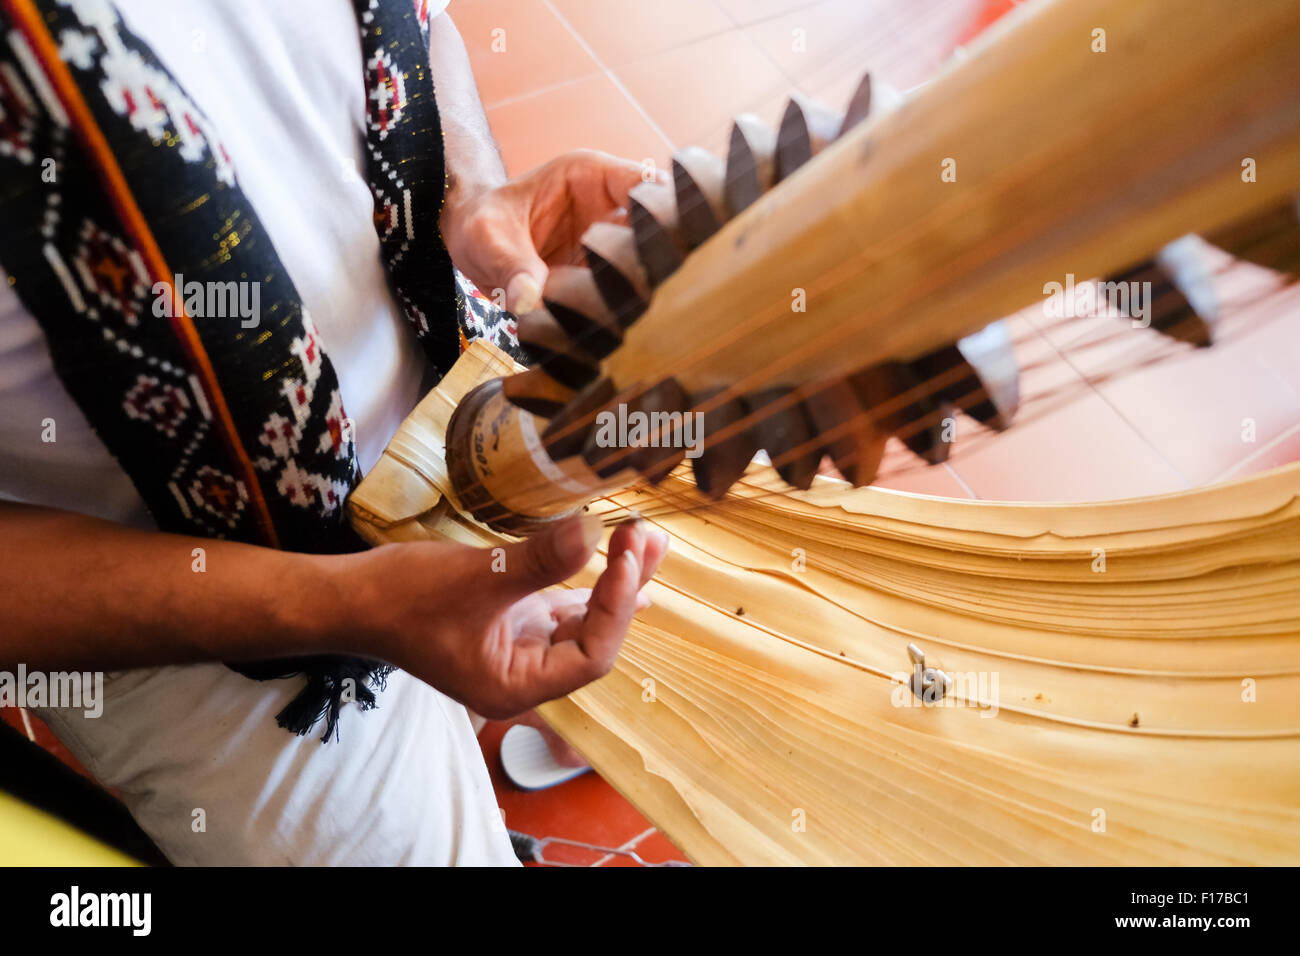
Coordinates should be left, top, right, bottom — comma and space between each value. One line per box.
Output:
0, 0, 527, 739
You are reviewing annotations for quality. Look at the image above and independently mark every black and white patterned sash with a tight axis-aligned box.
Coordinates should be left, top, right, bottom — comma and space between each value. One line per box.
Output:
0, 0, 522, 739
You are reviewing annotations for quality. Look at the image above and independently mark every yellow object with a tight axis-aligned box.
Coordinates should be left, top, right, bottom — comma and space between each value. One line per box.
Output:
0, 789, 140, 866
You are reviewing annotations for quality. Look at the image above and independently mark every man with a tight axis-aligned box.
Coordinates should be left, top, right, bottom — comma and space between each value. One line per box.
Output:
0, 0, 666, 864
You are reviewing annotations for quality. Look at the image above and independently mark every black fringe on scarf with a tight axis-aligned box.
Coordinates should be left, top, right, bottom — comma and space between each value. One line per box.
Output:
252, 659, 396, 743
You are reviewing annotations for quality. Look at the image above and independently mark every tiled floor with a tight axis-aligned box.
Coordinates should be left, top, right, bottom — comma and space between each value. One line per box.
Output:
458, 0, 993, 176
11, 0, 1299, 866
477, 721, 686, 866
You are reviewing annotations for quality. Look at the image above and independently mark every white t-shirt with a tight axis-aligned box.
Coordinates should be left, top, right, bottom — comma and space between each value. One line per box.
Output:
1, 0, 517, 865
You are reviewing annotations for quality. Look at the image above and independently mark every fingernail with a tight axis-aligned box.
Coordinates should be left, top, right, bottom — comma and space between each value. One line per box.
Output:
653, 529, 669, 551
507, 273, 542, 315
559, 512, 604, 563
621, 548, 640, 577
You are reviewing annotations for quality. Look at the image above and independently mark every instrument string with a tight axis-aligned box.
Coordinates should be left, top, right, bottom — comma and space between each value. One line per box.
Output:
447, 245, 1292, 525
441, 0, 1296, 523
518, 134, 1244, 488
593, 286, 1296, 525
453, 251, 1270, 520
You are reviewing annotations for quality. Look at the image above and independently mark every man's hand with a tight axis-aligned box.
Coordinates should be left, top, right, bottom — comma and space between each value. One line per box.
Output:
356, 514, 668, 719
1, 503, 665, 719
441, 150, 662, 315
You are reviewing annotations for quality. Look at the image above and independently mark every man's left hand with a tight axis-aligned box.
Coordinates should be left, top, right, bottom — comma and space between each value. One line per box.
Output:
440, 149, 663, 315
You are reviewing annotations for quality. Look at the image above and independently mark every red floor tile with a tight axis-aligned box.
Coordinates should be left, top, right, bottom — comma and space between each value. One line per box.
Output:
1059, 324, 1300, 487
613, 30, 792, 154
476, 719, 689, 866
621, 828, 690, 866
712, 0, 819, 27
868, 314, 1086, 497
1002, 312, 1089, 403
595, 829, 688, 867
550, 0, 734, 68
1025, 304, 1142, 358
1005, 259, 1300, 489
955, 0, 1021, 46
872, 443, 977, 499
1217, 423, 1300, 481
450, 0, 601, 108
486, 72, 672, 177
1218, 281, 1300, 402
744, 0, 982, 97
1203, 255, 1293, 338
948, 388, 1188, 502
696, 88, 795, 160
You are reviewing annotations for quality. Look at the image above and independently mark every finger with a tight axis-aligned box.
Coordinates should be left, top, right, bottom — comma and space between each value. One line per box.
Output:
546, 522, 643, 646
521, 639, 615, 705
497, 223, 548, 313
556, 150, 655, 216
606, 515, 646, 567
606, 518, 667, 592
576, 540, 642, 670
548, 598, 589, 639
539, 521, 648, 648
549, 585, 651, 646
505, 268, 546, 315
548, 583, 650, 644
543, 588, 592, 615
521, 539, 652, 703
459, 233, 547, 316
467, 207, 549, 314
548, 587, 650, 647
525, 547, 641, 701
638, 526, 670, 590
486, 512, 603, 605
593, 152, 657, 209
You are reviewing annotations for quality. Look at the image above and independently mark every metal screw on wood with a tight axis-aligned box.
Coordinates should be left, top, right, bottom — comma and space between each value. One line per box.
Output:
908, 642, 952, 703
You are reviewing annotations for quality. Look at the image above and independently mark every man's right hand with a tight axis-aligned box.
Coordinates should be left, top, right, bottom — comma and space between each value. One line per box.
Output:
0, 503, 666, 720
349, 514, 668, 719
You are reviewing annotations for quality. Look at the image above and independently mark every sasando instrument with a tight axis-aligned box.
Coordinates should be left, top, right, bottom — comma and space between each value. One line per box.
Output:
350, 0, 1300, 864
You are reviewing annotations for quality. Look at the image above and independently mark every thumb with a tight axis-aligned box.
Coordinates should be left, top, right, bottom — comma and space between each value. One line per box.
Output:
460, 216, 547, 315
488, 512, 604, 603
504, 261, 547, 315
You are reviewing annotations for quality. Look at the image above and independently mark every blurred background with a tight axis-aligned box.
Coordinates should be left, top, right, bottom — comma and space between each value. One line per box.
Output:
460, 0, 1300, 504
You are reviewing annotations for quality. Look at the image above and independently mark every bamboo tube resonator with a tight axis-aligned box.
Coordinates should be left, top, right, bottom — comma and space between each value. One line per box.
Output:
443, 0, 1300, 533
